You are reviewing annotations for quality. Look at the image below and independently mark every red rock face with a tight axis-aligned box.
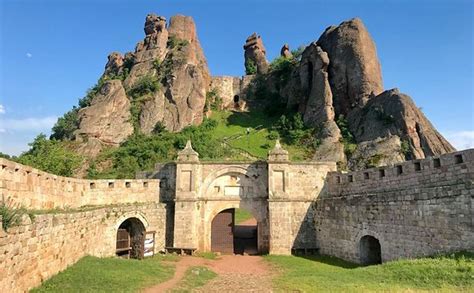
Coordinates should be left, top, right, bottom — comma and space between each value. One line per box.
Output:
317, 18, 383, 117
244, 33, 269, 74
75, 13, 211, 155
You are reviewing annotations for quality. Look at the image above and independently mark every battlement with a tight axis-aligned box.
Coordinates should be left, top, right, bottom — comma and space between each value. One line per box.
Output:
327, 149, 474, 196
0, 158, 160, 209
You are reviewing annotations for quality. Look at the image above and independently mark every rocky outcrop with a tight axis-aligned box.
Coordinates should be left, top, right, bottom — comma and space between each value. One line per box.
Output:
244, 33, 269, 74
280, 44, 292, 58
348, 88, 455, 160
74, 13, 210, 151
75, 80, 134, 155
317, 18, 383, 116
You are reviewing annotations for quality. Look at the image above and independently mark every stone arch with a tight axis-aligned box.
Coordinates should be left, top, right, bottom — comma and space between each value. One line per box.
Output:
114, 212, 149, 259
201, 166, 252, 195
353, 229, 384, 264
359, 235, 382, 265
205, 202, 266, 254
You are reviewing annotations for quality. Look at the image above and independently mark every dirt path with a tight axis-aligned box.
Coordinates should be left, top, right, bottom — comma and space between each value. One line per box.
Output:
144, 255, 272, 292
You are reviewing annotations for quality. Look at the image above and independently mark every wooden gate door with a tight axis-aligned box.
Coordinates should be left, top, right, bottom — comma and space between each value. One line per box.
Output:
116, 228, 131, 258
211, 209, 234, 254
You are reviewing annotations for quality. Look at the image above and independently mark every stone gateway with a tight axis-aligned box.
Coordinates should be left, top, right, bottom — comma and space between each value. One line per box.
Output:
0, 142, 473, 292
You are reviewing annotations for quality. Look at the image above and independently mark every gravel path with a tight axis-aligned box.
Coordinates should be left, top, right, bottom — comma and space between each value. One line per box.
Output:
144, 254, 273, 292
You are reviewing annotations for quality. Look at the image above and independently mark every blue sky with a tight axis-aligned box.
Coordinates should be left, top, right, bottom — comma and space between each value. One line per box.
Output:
0, 0, 473, 155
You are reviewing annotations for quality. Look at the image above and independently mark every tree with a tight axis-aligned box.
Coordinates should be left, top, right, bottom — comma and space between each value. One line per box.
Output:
17, 134, 83, 176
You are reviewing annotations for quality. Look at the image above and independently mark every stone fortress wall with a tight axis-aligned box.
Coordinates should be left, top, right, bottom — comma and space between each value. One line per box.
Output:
0, 158, 166, 292
209, 75, 254, 109
0, 158, 160, 209
316, 149, 474, 263
0, 146, 473, 292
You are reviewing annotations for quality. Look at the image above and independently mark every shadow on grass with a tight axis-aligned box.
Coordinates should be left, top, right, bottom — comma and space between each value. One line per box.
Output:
226, 111, 277, 129
296, 254, 361, 269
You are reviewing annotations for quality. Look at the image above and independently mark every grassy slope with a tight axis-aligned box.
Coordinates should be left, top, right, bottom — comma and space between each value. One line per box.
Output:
234, 208, 254, 224
265, 253, 474, 292
172, 266, 217, 292
31, 256, 174, 293
210, 111, 310, 161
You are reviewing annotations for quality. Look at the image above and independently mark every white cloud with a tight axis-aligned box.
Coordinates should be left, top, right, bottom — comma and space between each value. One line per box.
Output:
26, 53, 33, 58
0, 116, 57, 132
0, 104, 5, 114
443, 130, 474, 150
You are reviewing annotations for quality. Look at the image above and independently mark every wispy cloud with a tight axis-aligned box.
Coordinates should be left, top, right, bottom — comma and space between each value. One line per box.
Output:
443, 130, 474, 150
0, 116, 57, 132
0, 104, 5, 114
26, 53, 33, 58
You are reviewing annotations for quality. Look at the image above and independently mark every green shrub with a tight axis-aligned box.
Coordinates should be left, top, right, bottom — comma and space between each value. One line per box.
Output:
336, 114, 358, 158
245, 59, 257, 75
205, 89, 223, 112
270, 55, 297, 86
152, 121, 167, 134
128, 75, 160, 99
50, 107, 80, 140
167, 35, 189, 49
400, 139, 412, 158
17, 134, 83, 177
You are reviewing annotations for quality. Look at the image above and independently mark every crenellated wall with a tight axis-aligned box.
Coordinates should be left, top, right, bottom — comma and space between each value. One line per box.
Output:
0, 203, 166, 293
0, 158, 160, 209
315, 149, 474, 263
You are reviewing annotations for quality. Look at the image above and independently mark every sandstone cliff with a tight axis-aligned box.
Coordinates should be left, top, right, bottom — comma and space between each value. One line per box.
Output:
74, 13, 210, 155
248, 18, 454, 168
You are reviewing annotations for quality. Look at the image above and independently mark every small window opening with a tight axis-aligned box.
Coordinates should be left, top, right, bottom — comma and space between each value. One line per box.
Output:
336, 176, 341, 183
90, 182, 96, 189
348, 175, 354, 183
433, 158, 441, 168
414, 162, 421, 171
233, 95, 240, 103
143, 182, 148, 188
364, 172, 370, 180
108, 182, 114, 188
396, 165, 403, 175
379, 169, 385, 178
125, 182, 131, 188
455, 154, 463, 164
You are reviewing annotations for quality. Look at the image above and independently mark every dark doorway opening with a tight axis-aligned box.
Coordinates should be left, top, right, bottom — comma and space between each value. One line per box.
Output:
211, 208, 258, 255
359, 235, 382, 265
116, 218, 146, 259
233, 95, 240, 103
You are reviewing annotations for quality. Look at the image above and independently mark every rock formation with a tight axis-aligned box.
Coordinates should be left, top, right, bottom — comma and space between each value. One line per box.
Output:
74, 13, 210, 155
244, 33, 269, 74
280, 44, 292, 58
317, 18, 383, 116
75, 80, 134, 154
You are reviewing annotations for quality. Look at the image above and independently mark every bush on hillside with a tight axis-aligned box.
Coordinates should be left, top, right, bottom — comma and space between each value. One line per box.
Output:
17, 134, 83, 177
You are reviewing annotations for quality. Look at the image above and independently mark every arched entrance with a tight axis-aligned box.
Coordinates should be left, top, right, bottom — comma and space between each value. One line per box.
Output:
116, 217, 146, 259
211, 208, 259, 255
359, 235, 382, 265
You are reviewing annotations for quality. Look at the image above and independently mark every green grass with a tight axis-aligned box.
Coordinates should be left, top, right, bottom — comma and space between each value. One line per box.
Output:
195, 251, 220, 260
265, 252, 474, 292
210, 111, 310, 161
234, 208, 254, 224
171, 266, 217, 292
31, 256, 175, 293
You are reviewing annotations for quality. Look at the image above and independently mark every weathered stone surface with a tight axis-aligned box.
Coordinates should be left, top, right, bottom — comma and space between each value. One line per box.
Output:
280, 44, 292, 58
138, 14, 210, 133
75, 80, 134, 155
348, 135, 405, 170
299, 43, 334, 126
244, 33, 269, 74
104, 52, 124, 77
317, 18, 383, 116
348, 88, 456, 160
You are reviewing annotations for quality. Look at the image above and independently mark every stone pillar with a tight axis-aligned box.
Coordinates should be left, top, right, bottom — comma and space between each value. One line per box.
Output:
173, 141, 201, 248
267, 140, 293, 255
